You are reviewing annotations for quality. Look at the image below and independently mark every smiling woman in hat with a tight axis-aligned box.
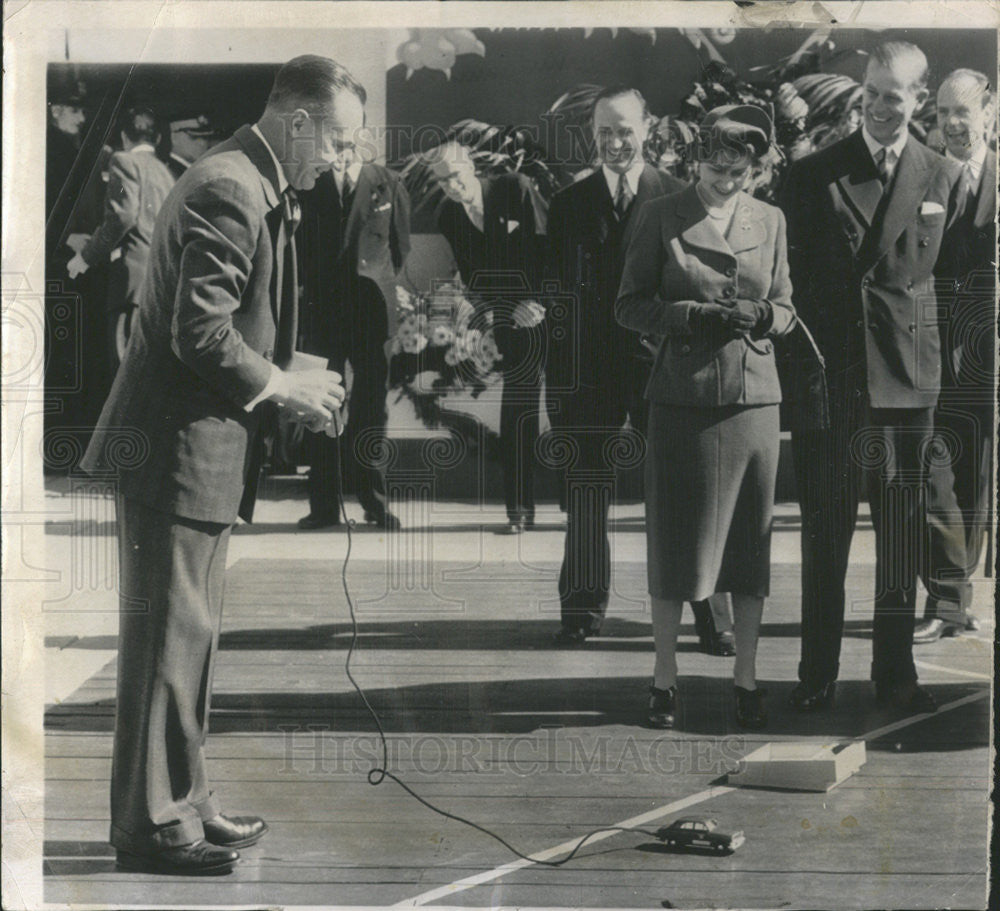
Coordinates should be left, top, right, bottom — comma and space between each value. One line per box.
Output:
616, 104, 796, 732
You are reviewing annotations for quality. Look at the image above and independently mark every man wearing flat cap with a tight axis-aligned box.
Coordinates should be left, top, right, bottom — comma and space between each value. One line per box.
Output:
781, 41, 968, 715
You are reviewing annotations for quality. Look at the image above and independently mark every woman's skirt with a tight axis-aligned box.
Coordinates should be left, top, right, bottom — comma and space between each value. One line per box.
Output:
645, 403, 780, 601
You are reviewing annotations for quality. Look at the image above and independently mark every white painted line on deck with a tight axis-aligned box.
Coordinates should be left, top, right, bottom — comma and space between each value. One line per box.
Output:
393, 784, 736, 907
914, 659, 993, 681
395, 687, 990, 907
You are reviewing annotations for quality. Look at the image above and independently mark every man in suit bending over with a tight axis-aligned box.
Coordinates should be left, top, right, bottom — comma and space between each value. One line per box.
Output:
429, 140, 548, 534
67, 105, 177, 368
81, 55, 354, 875
297, 105, 411, 531
781, 41, 967, 714
915, 68, 997, 642
546, 86, 684, 643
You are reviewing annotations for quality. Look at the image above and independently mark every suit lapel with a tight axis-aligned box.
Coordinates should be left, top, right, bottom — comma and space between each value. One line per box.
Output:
677, 184, 735, 259
582, 170, 613, 244
230, 124, 282, 210
873, 139, 933, 262
975, 149, 996, 228
342, 164, 372, 252
619, 165, 660, 247
835, 130, 883, 230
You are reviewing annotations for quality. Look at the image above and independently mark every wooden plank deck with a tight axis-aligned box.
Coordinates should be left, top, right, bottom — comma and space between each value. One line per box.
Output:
43, 499, 993, 909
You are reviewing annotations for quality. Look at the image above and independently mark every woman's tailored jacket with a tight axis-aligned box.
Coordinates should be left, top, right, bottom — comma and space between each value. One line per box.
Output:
616, 185, 795, 407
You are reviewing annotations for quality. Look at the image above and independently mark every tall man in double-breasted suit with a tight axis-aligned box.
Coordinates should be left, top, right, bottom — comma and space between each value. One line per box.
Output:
67, 106, 176, 369
915, 69, 997, 642
546, 86, 684, 643
297, 157, 411, 530
80, 56, 355, 875
781, 42, 967, 713
430, 141, 549, 534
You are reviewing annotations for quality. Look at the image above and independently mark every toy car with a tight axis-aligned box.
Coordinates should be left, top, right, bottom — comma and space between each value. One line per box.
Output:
655, 817, 745, 852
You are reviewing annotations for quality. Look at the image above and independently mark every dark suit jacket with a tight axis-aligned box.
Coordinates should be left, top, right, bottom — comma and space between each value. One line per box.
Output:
81, 124, 289, 525
299, 163, 411, 360
617, 186, 796, 407
935, 148, 996, 392
780, 129, 965, 409
546, 165, 684, 393
437, 172, 547, 324
82, 148, 177, 312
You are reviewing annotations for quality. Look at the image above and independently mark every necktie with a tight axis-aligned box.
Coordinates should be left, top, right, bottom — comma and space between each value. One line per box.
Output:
274, 187, 300, 367
874, 147, 893, 185
615, 173, 634, 219
959, 161, 976, 204
340, 172, 354, 211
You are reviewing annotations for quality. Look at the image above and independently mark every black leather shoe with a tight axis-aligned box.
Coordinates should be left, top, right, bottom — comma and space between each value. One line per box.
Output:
714, 631, 736, 656
553, 627, 587, 645
734, 686, 767, 730
647, 684, 677, 729
788, 680, 836, 712
298, 512, 340, 531
116, 839, 239, 875
363, 505, 401, 530
913, 618, 964, 644
203, 814, 269, 849
875, 681, 937, 714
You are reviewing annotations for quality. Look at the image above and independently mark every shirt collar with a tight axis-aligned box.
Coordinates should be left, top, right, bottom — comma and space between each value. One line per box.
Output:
461, 177, 485, 219
250, 123, 289, 195
602, 161, 644, 199
947, 142, 988, 182
861, 125, 909, 168
129, 143, 156, 155
333, 160, 363, 193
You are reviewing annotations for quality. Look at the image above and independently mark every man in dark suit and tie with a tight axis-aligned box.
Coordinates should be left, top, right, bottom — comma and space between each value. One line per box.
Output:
297, 130, 411, 530
781, 41, 967, 713
80, 55, 354, 875
915, 68, 997, 642
67, 105, 177, 369
429, 140, 548, 534
546, 86, 684, 643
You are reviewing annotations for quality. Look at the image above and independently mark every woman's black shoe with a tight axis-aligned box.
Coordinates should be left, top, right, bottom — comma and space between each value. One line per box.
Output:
734, 685, 767, 730
647, 684, 677, 729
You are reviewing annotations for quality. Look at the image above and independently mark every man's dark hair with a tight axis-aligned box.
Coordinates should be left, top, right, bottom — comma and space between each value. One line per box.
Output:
120, 105, 159, 145
267, 54, 367, 114
590, 85, 651, 123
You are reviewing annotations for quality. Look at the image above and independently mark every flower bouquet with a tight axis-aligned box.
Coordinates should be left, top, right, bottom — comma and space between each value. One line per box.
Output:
388, 282, 504, 430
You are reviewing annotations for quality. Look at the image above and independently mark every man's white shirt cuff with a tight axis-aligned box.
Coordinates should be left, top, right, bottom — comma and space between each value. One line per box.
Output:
244, 363, 286, 411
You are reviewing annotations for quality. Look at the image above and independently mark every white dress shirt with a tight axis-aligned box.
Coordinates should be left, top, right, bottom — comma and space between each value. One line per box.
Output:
333, 160, 363, 201
460, 177, 485, 232
861, 125, 909, 180
602, 160, 644, 203
947, 141, 988, 193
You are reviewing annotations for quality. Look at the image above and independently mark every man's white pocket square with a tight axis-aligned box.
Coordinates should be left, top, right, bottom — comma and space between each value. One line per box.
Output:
375, 202, 392, 212
506, 219, 520, 233
920, 201, 945, 215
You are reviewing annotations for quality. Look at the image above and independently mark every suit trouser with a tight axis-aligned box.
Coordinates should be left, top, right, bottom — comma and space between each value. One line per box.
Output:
495, 324, 545, 522
308, 336, 389, 517
110, 494, 230, 852
923, 397, 992, 621
792, 367, 964, 688
549, 375, 643, 632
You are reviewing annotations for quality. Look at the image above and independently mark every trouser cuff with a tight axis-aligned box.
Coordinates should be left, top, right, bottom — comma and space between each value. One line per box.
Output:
110, 817, 204, 853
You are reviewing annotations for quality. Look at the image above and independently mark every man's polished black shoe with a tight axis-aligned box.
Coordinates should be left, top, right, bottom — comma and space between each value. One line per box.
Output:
788, 680, 836, 712
647, 684, 678, 729
913, 618, 964, 644
298, 511, 340, 531
203, 814, 269, 849
875, 681, 937, 714
363, 504, 401, 530
116, 839, 239, 875
553, 627, 587, 645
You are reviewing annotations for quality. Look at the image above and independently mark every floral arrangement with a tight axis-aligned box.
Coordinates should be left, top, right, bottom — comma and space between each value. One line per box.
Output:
387, 282, 503, 429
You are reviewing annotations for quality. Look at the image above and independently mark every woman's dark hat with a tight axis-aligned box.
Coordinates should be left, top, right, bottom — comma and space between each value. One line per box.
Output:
699, 104, 774, 159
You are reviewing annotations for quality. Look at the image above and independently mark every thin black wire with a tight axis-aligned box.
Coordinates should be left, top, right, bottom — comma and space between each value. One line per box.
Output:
331, 430, 662, 866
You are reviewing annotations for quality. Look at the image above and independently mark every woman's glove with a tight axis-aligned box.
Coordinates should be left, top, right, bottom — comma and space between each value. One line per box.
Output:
729, 299, 774, 338
688, 302, 733, 333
